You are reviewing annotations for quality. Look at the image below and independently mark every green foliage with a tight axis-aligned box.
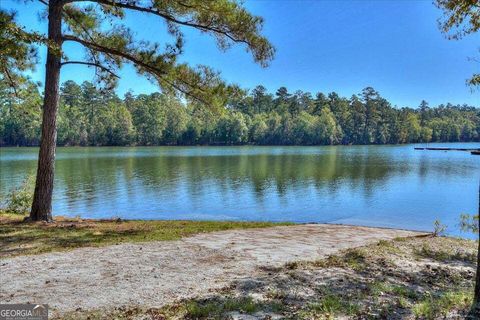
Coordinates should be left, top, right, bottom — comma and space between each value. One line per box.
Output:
0, 81, 42, 146
307, 294, 360, 317
0, 10, 49, 91
185, 297, 259, 319
342, 248, 367, 270
56, 0, 274, 105
413, 290, 472, 319
3, 0, 275, 112
414, 243, 476, 263
0, 215, 291, 257
215, 111, 248, 144
459, 213, 479, 234
162, 96, 188, 145
435, 0, 480, 86
433, 219, 447, 237
0, 79, 479, 146
435, 0, 480, 40
3, 175, 35, 215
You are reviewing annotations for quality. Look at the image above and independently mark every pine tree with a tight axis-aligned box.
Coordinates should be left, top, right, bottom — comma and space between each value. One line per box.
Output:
0, 1, 274, 221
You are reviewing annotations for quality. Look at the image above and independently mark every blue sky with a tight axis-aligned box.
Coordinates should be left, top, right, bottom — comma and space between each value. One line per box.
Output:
3, 0, 480, 107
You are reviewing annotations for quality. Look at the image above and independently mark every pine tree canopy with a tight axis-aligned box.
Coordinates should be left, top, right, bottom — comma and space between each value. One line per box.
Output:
435, 0, 480, 86
0, 0, 275, 106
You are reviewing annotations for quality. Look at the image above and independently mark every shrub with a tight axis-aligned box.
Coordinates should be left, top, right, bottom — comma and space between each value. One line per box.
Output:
432, 219, 447, 237
4, 175, 35, 215
459, 213, 478, 234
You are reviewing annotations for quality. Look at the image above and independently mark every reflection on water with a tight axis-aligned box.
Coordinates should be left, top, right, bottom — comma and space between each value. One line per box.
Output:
1, 144, 479, 235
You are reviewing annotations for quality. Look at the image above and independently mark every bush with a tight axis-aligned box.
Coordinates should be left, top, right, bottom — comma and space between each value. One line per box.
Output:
4, 175, 35, 214
459, 213, 478, 234
432, 219, 447, 237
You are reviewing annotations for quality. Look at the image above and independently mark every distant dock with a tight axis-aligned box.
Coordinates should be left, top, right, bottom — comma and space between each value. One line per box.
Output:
414, 147, 480, 155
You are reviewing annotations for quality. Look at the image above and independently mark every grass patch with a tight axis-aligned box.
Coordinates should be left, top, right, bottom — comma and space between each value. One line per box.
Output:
58, 296, 284, 320
343, 248, 367, 270
413, 290, 473, 319
303, 294, 360, 318
415, 243, 476, 263
369, 281, 394, 296
369, 281, 419, 300
300, 247, 368, 271
185, 297, 260, 318
0, 213, 292, 258
376, 239, 401, 254
391, 285, 420, 300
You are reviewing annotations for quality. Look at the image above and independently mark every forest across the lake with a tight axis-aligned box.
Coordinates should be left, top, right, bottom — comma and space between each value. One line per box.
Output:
1, 80, 478, 147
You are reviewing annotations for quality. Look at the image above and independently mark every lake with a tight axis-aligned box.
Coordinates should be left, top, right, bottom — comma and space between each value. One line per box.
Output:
1, 143, 479, 236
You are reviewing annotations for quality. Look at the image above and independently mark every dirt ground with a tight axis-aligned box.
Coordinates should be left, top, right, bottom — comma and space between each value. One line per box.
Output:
0, 224, 421, 316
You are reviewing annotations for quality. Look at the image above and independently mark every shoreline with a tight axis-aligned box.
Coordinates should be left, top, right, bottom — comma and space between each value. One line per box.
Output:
2, 142, 480, 148
1, 223, 422, 316
1, 214, 473, 319
1, 213, 432, 258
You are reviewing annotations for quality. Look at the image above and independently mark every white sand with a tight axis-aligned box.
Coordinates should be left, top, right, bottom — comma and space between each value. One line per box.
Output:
0, 224, 422, 314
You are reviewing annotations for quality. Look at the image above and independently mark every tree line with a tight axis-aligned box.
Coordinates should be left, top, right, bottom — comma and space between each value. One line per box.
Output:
1, 80, 478, 147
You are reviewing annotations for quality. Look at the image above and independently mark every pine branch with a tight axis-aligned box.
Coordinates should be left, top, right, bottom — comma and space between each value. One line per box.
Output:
62, 34, 207, 103
60, 5, 121, 84
64, 0, 252, 47
61, 60, 120, 78
2, 66, 19, 98
62, 35, 166, 75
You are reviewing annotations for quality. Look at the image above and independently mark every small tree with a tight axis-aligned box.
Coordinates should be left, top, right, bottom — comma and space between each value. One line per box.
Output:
4, 175, 35, 215
1, 0, 274, 221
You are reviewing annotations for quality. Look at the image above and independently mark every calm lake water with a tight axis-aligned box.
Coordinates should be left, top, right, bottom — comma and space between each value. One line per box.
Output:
1, 144, 479, 235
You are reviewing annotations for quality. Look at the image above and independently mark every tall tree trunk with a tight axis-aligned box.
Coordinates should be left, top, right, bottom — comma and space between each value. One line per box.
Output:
30, 3, 63, 222
472, 180, 480, 317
